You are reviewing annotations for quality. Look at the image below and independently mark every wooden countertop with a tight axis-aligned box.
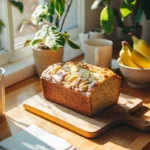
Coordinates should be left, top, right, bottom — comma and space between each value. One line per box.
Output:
1, 55, 150, 150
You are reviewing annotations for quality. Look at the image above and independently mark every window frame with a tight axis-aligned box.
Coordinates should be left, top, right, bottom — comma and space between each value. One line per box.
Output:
0, 0, 86, 66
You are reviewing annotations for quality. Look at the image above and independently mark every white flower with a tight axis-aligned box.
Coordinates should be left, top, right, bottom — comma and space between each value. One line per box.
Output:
32, 5, 44, 18
32, 5, 48, 25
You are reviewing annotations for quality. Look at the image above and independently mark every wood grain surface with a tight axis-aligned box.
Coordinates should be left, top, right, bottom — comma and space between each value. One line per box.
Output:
23, 92, 150, 138
1, 55, 150, 150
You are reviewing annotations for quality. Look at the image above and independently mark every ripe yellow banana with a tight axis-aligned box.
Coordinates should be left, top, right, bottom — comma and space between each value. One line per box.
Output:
127, 44, 150, 68
119, 41, 139, 68
132, 36, 150, 60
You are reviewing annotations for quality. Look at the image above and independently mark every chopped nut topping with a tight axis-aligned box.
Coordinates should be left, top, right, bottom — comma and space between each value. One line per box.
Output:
41, 61, 115, 92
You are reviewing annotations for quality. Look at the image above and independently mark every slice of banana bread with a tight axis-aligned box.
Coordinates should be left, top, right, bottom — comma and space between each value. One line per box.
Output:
40, 61, 121, 117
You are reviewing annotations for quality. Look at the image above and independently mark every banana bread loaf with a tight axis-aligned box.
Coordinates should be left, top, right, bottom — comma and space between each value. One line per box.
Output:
40, 61, 121, 117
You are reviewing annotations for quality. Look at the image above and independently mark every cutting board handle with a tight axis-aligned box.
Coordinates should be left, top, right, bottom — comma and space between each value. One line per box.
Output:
123, 115, 150, 132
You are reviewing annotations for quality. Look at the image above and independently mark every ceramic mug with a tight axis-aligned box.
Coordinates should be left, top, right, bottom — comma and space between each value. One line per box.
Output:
0, 68, 5, 117
84, 39, 113, 68
89, 28, 104, 39
79, 29, 104, 53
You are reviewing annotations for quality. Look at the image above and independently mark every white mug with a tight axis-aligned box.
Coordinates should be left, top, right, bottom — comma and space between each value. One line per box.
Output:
79, 33, 89, 53
0, 68, 5, 117
84, 39, 113, 68
89, 29, 104, 39
79, 29, 105, 53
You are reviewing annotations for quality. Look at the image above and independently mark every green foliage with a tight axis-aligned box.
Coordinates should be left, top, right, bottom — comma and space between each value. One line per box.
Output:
68, 39, 80, 49
91, 0, 150, 35
124, 0, 135, 4
31, 26, 79, 51
31, 0, 66, 27
30, 0, 79, 51
0, 0, 23, 34
24, 40, 32, 47
46, 2, 55, 23
0, 19, 5, 33
10, 0, 24, 14
32, 5, 49, 25
55, 0, 65, 17
120, 0, 136, 18
113, 8, 124, 27
134, 7, 143, 25
141, 0, 150, 20
100, 6, 114, 35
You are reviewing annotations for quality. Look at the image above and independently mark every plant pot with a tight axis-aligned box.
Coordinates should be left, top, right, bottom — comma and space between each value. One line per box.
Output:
0, 68, 5, 117
32, 47, 64, 76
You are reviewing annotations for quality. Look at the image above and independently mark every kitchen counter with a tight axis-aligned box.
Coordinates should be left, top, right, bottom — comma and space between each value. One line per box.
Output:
1, 55, 150, 150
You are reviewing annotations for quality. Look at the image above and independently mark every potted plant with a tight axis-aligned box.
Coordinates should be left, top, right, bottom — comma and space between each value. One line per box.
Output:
91, 0, 150, 36
91, 0, 150, 54
23, 0, 79, 76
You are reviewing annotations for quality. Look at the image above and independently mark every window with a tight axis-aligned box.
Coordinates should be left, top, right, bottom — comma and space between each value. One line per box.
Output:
0, 0, 85, 87
13, 0, 38, 48
0, 0, 85, 66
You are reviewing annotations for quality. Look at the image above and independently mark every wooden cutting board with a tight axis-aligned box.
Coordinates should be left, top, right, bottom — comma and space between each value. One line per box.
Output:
23, 92, 150, 138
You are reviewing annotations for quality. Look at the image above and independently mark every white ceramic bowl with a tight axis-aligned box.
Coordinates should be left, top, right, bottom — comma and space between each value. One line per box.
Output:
117, 58, 150, 89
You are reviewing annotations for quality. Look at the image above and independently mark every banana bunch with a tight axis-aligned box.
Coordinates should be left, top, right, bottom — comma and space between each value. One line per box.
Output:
132, 36, 150, 60
119, 41, 139, 68
119, 40, 150, 69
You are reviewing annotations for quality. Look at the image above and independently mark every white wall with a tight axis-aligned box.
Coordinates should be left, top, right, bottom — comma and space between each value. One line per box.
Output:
84, 0, 123, 40
84, 0, 102, 32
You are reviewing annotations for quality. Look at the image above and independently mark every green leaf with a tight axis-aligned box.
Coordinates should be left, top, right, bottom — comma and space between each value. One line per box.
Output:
68, 39, 80, 49
113, 8, 124, 27
24, 40, 32, 47
46, 15, 53, 23
134, 7, 143, 24
45, 30, 65, 51
0, 19, 5, 33
31, 26, 49, 46
31, 26, 79, 51
63, 31, 70, 39
31, 39, 43, 46
54, 0, 65, 17
51, 26, 57, 31
100, 6, 114, 34
47, 2, 55, 15
120, 0, 136, 18
141, 0, 150, 20
124, 0, 135, 4
34, 26, 48, 40
10, 0, 24, 14
103, 0, 111, 5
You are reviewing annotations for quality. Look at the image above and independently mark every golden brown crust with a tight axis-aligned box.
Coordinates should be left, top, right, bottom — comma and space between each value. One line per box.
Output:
41, 79, 93, 117
40, 61, 120, 92
41, 61, 121, 117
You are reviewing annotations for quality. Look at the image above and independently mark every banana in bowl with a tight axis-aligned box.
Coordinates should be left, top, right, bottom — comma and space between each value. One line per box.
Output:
118, 38, 150, 89
117, 58, 150, 89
